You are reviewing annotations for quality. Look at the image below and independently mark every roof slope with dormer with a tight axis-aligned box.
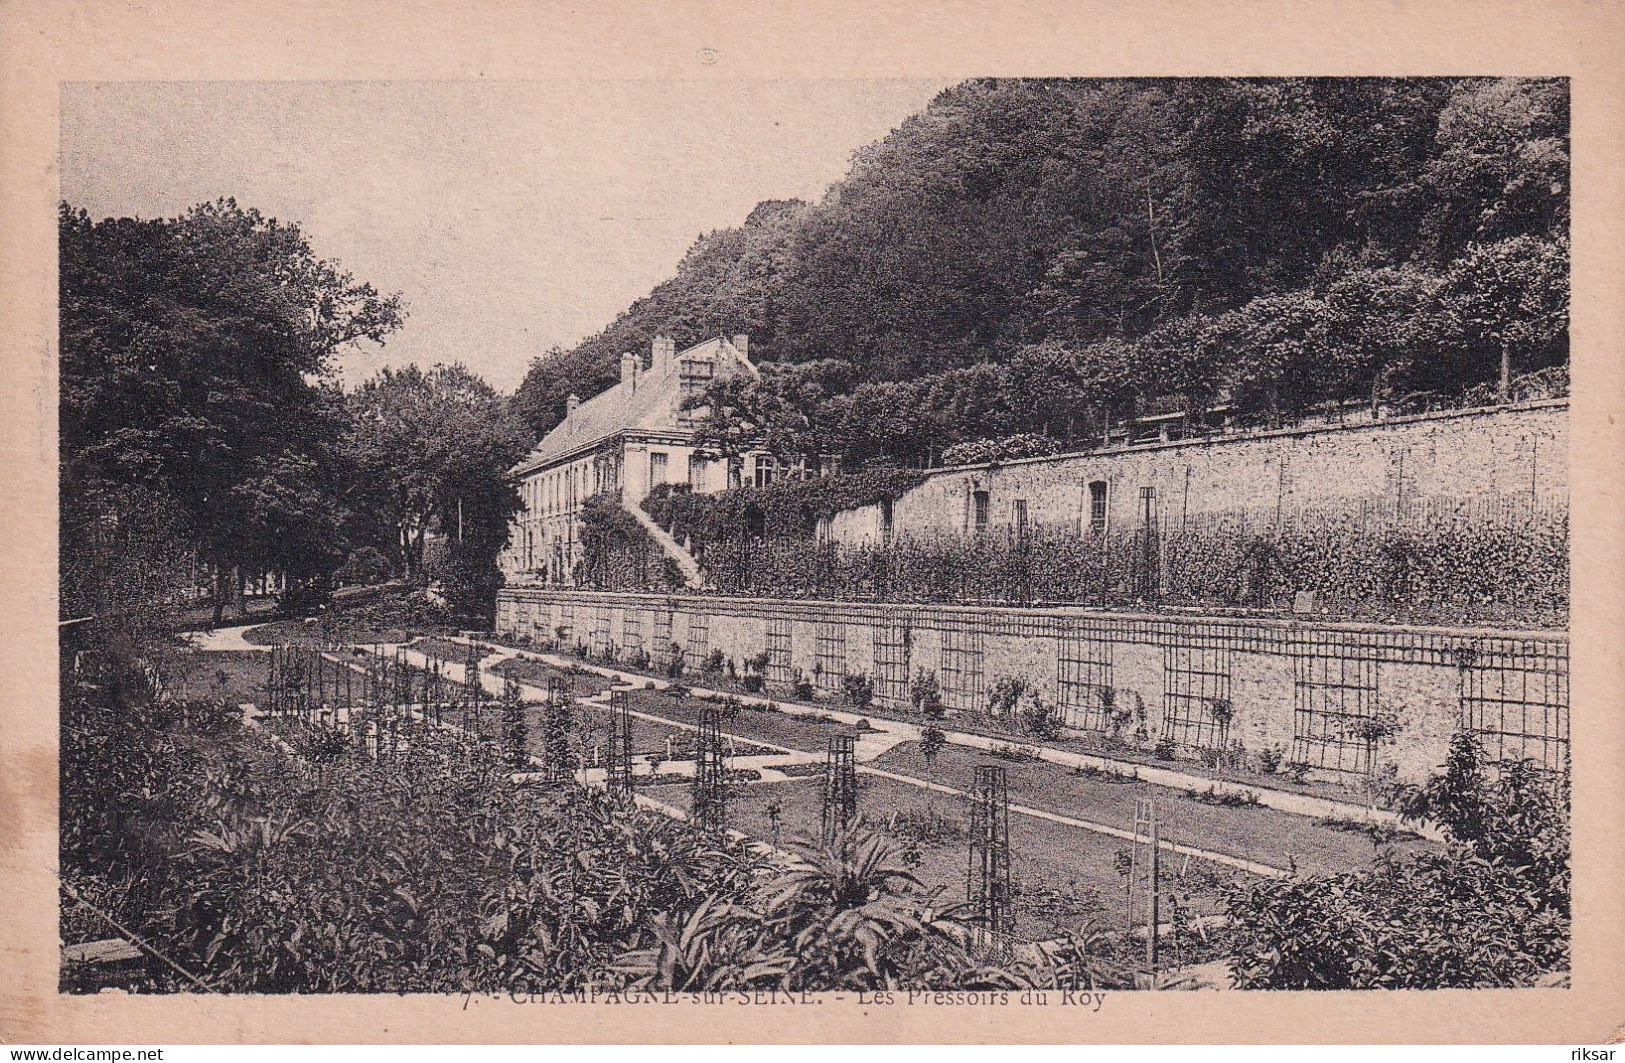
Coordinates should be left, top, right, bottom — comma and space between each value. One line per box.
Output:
511, 336, 757, 477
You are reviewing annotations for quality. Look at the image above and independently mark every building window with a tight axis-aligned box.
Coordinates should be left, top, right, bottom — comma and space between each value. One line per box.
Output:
650, 451, 668, 486
1012, 498, 1029, 539
1088, 480, 1108, 533
754, 455, 780, 488
689, 455, 708, 491
879, 498, 894, 542
815, 515, 833, 543
972, 490, 990, 534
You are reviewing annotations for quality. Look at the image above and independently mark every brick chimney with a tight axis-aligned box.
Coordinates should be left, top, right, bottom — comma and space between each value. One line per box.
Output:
651, 334, 676, 374
566, 393, 580, 425
620, 352, 638, 392
731, 334, 750, 360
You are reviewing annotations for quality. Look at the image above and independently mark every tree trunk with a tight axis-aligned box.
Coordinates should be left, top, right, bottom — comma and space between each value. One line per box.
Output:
211, 564, 226, 629
1498, 343, 1512, 403
230, 565, 246, 619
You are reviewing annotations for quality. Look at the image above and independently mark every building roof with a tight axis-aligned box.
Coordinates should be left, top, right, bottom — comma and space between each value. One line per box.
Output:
512, 336, 757, 476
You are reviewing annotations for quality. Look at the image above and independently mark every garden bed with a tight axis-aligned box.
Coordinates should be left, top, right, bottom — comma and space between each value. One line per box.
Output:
872, 742, 1434, 878
620, 688, 866, 756
646, 775, 1242, 944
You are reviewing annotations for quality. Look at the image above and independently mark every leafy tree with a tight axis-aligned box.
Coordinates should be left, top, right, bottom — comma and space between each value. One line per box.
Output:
343, 364, 531, 614
1433, 235, 1569, 401
59, 199, 404, 625
1420, 78, 1570, 255
511, 77, 1568, 471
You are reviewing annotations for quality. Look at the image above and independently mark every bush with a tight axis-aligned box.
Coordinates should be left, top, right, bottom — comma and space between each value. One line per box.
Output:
641, 469, 928, 552
841, 673, 874, 711
986, 676, 1026, 719
941, 433, 1061, 466
910, 670, 945, 719
1154, 735, 1178, 761
792, 672, 815, 701
1018, 690, 1061, 741
336, 546, 392, 587
1226, 732, 1569, 989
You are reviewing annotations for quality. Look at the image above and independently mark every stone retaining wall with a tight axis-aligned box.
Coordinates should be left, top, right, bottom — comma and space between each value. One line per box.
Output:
496, 588, 1568, 786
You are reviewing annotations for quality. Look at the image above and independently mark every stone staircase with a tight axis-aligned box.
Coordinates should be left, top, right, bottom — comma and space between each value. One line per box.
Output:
621, 496, 706, 590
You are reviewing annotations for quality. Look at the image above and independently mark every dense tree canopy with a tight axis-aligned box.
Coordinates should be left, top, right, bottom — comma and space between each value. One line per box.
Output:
60, 199, 405, 621
61, 201, 529, 624
342, 363, 531, 613
513, 77, 1569, 469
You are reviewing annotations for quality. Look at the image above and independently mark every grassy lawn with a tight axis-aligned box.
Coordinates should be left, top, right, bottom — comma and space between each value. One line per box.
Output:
621, 689, 867, 755
162, 647, 270, 704
242, 588, 460, 647
647, 775, 1243, 943
873, 741, 1432, 877
483, 634, 1370, 804
487, 654, 615, 698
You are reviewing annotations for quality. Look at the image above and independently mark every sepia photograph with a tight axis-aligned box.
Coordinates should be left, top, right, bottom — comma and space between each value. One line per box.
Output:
5, 0, 1624, 1048
55, 73, 1574, 995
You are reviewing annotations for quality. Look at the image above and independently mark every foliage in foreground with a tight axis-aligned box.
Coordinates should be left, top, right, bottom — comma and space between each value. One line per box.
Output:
1224, 734, 1569, 989
61, 642, 1115, 993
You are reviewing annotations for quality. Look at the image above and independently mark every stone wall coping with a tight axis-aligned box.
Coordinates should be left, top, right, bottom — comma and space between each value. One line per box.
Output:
496, 587, 1567, 646
913, 397, 1569, 480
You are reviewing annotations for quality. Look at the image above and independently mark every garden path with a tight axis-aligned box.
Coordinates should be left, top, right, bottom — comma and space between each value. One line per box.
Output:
396, 642, 1296, 876
442, 637, 1439, 840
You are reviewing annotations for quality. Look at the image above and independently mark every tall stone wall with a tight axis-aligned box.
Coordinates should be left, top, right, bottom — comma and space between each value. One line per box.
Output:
496, 588, 1568, 786
831, 400, 1568, 543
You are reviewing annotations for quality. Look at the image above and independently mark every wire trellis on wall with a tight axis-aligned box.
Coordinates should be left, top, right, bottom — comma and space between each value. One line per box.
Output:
1058, 636, 1113, 731
1291, 653, 1382, 774
1458, 643, 1569, 772
1161, 644, 1232, 752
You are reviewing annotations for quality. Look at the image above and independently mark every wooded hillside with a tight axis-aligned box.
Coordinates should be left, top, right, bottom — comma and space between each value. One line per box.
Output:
513, 77, 1569, 468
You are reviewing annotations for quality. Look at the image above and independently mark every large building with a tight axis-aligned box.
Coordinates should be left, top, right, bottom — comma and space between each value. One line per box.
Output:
501, 334, 772, 584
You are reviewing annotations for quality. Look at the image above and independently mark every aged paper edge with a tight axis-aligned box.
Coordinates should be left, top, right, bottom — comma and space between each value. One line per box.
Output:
2, 0, 1622, 1045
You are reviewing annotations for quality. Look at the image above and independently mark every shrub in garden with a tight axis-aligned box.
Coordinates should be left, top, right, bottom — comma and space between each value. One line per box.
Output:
986, 676, 1026, 720
1154, 734, 1178, 761
703, 648, 726, 676
66, 633, 1137, 993
1018, 690, 1061, 741
335, 545, 392, 587
1258, 745, 1284, 774
1226, 732, 1569, 989
910, 670, 945, 719
741, 672, 765, 694
841, 672, 874, 711
940, 434, 1061, 466
792, 671, 815, 701
664, 642, 685, 678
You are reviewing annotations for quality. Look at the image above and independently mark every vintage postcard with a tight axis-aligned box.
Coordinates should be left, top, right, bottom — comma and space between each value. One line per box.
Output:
2, 0, 1622, 1046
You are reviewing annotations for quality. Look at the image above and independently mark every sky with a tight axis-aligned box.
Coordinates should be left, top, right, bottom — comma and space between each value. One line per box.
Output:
59, 79, 950, 392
